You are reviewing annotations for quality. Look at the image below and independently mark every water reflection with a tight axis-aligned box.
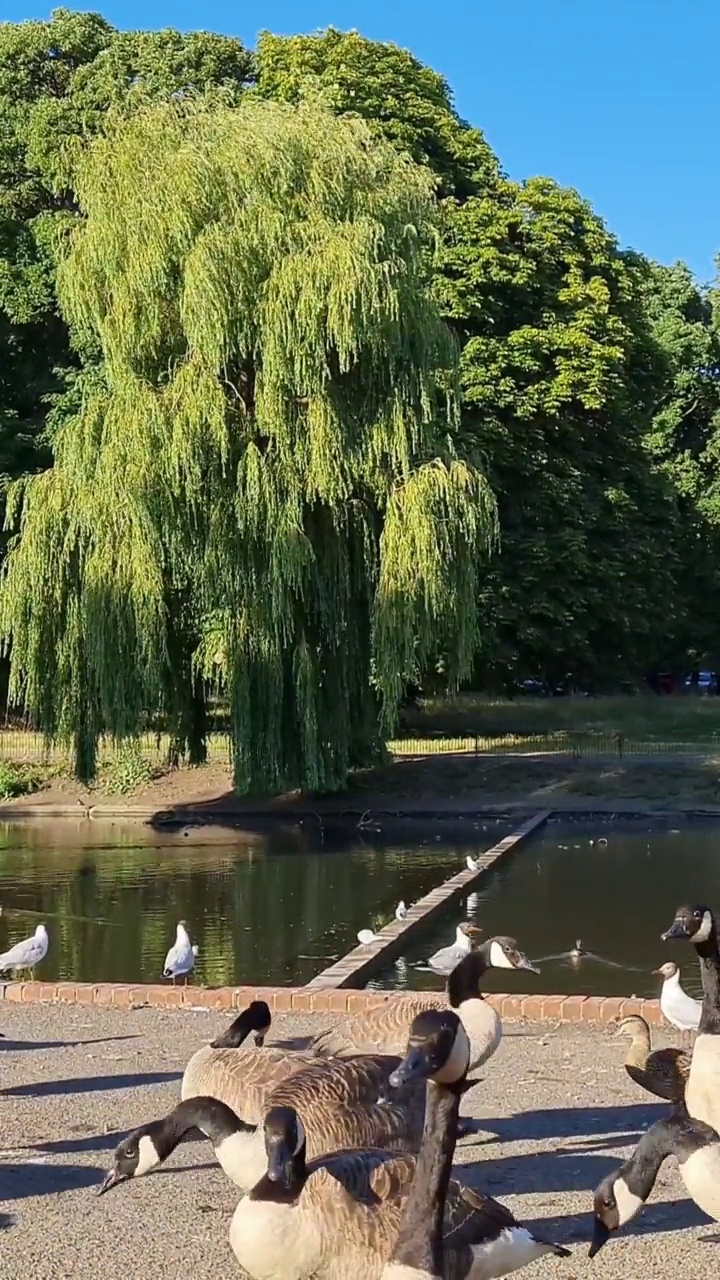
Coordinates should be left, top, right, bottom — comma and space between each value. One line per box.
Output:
368, 822, 719, 998
0, 820, 512, 987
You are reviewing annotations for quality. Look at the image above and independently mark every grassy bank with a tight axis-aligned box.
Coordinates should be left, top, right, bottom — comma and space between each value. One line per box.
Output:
398, 692, 720, 745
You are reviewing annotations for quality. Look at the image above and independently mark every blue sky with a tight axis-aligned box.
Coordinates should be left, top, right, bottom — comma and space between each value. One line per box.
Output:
7, 0, 719, 281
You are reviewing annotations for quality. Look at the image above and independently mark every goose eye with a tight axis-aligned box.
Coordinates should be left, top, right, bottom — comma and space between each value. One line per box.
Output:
124, 1147, 136, 1159
604, 1196, 615, 1209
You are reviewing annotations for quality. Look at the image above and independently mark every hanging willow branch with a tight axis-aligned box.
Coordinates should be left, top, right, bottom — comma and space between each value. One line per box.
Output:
0, 94, 497, 790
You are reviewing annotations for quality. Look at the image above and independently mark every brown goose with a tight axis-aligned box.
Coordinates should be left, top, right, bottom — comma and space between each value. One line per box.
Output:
616, 1014, 690, 1103
311, 937, 538, 1071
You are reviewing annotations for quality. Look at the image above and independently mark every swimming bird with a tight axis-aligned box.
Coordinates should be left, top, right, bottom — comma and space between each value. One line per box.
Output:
311, 938, 539, 1072
396, 901, 408, 921
662, 904, 720, 1128
427, 922, 482, 975
381, 1008, 571, 1280
652, 959, 701, 1044
589, 1111, 720, 1255
0, 923, 48, 978
223, 1011, 569, 1278
615, 1014, 690, 1103
162, 921, 198, 984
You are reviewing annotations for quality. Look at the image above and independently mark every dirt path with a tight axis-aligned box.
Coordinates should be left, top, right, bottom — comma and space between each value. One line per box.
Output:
0, 1002, 712, 1278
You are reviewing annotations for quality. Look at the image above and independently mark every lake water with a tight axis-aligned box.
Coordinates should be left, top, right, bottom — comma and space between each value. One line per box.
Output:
367, 821, 717, 999
0, 818, 512, 986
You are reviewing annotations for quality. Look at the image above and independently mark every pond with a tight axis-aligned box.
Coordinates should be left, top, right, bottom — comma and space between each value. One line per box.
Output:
0, 818, 513, 987
367, 820, 717, 999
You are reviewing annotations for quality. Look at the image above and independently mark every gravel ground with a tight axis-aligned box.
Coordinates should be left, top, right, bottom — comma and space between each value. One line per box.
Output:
0, 1003, 715, 1279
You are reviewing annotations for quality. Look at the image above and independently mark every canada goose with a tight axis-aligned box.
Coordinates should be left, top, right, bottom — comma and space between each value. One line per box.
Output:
228, 1013, 569, 1279
615, 1014, 690, 1103
104, 1049, 427, 1193
569, 940, 584, 961
589, 1111, 720, 1256
427, 923, 482, 975
0, 923, 48, 977
311, 938, 539, 1072
181, 1000, 316, 1125
381, 1008, 570, 1280
662, 904, 720, 1130
162, 921, 198, 983
652, 960, 701, 1044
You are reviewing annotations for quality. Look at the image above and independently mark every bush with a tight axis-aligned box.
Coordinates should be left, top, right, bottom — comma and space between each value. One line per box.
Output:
0, 761, 42, 800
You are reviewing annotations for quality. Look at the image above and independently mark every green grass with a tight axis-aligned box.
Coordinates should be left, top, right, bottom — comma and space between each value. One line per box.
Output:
0, 760, 44, 800
398, 693, 720, 745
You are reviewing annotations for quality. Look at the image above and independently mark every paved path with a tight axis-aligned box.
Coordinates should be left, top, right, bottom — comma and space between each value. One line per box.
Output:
0, 1003, 714, 1278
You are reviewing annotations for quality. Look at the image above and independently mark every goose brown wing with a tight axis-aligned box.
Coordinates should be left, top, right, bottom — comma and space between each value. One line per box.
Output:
311, 997, 432, 1057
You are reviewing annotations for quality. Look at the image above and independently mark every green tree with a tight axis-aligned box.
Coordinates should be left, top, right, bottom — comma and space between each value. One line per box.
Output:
642, 259, 720, 670
437, 178, 679, 688
0, 8, 253, 484
0, 95, 496, 787
254, 28, 500, 199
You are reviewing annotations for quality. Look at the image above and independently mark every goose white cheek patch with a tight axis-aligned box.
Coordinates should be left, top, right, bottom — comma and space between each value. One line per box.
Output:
489, 940, 515, 970
695, 912, 714, 943
136, 1134, 161, 1177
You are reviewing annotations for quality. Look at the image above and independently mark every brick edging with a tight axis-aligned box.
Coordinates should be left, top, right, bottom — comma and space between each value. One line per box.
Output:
0, 980, 665, 1026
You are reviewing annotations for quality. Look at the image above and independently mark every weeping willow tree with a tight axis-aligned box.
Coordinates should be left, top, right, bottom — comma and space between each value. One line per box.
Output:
0, 95, 497, 790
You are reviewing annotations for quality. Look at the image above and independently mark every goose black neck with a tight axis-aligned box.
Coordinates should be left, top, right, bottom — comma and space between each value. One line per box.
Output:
621, 1114, 705, 1199
389, 1080, 460, 1274
250, 1141, 308, 1204
210, 1012, 253, 1049
694, 927, 720, 1033
159, 1096, 255, 1160
447, 949, 487, 1006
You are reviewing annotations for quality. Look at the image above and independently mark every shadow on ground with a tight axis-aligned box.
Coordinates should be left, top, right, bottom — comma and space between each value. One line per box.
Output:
0, 1036, 139, 1053
2, 1070, 182, 1098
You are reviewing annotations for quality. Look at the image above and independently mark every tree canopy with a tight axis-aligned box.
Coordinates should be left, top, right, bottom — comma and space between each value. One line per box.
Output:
0, 93, 496, 787
1, 15, 720, 790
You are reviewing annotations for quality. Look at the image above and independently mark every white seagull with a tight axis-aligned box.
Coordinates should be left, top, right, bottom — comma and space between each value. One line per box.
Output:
0, 923, 48, 977
427, 922, 482, 974
466, 854, 480, 872
395, 900, 408, 920
653, 960, 701, 1044
163, 921, 198, 984
357, 928, 378, 946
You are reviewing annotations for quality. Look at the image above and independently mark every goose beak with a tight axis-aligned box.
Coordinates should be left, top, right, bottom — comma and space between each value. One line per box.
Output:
97, 1168, 123, 1196
389, 1043, 435, 1088
661, 919, 689, 941
514, 952, 540, 974
588, 1217, 610, 1258
266, 1139, 293, 1187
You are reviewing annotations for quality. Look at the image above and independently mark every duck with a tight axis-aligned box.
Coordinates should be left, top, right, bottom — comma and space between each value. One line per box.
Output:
310, 938, 539, 1073
589, 1110, 720, 1255
0, 923, 48, 978
615, 1014, 690, 1103
380, 1008, 570, 1280
427, 923, 483, 975
102, 1045, 427, 1194
662, 903, 720, 1130
652, 959, 701, 1044
162, 920, 198, 984
226, 1010, 569, 1279
181, 1000, 316, 1125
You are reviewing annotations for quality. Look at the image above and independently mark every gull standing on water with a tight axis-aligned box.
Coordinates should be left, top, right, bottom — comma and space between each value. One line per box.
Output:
163, 921, 199, 984
0, 923, 48, 978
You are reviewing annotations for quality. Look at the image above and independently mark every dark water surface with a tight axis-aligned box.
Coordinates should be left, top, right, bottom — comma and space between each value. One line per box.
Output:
368, 821, 718, 999
0, 818, 512, 986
